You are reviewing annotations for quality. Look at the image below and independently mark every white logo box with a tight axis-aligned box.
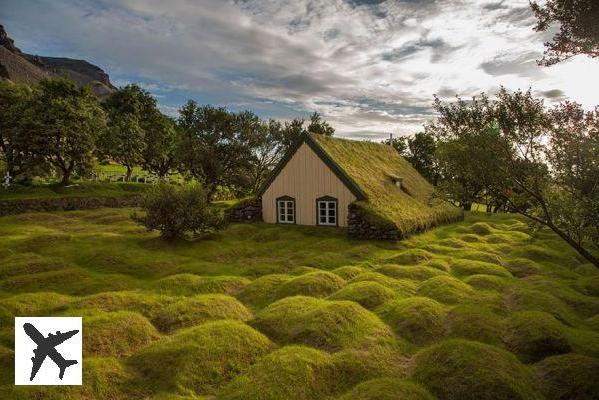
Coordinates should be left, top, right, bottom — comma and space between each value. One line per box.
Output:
14, 317, 82, 385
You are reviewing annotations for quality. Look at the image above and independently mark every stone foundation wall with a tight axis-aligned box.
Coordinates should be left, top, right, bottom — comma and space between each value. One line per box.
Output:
0, 196, 142, 217
347, 202, 401, 241
225, 197, 263, 223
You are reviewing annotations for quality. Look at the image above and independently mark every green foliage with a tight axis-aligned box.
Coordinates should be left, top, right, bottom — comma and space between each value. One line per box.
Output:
133, 183, 225, 239
252, 296, 393, 351
376, 297, 447, 344
411, 339, 542, 400
337, 378, 435, 400
307, 112, 335, 136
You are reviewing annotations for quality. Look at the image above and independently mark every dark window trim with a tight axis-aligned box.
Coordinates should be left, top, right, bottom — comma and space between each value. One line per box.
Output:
316, 196, 338, 227
276, 196, 296, 224
257, 133, 367, 201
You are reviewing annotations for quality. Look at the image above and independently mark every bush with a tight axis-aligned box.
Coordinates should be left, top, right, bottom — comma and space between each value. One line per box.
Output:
376, 297, 447, 344
337, 378, 435, 400
132, 183, 224, 239
411, 339, 542, 400
532, 353, 599, 400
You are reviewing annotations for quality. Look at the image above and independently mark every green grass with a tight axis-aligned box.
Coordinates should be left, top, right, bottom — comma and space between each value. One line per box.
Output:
0, 209, 597, 399
0, 181, 146, 200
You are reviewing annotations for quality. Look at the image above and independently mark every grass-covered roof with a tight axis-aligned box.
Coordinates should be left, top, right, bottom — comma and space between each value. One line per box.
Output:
312, 134, 463, 237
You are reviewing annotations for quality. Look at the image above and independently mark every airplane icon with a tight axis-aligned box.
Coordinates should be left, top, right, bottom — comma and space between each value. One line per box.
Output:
23, 322, 79, 381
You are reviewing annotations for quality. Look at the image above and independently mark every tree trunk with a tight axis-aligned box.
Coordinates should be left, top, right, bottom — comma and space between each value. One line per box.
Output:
461, 201, 472, 211
125, 165, 132, 182
545, 222, 599, 268
60, 168, 72, 185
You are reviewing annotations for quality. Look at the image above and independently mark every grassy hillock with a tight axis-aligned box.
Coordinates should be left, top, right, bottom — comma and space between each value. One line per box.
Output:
0, 208, 598, 399
0, 182, 146, 201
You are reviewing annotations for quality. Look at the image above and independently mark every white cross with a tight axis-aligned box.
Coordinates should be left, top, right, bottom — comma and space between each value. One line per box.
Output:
2, 171, 11, 189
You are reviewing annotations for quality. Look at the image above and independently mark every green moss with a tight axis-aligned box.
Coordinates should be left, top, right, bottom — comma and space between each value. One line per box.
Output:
84, 311, 160, 356
504, 287, 580, 327
417, 276, 475, 304
469, 222, 493, 235
252, 296, 393, 351
385, 249, 435, 265
463, 274, 511, 292
501, 258, 541, 278
74, 291, 171, 319
151, 274, 251, 296
533, 353, 599, 400
424, 258, 451, 272
577, 275, 599, 297
587, 314, 599, 331
328, 281, 396, 309
450, 259, 513, 278
220, 346, 334, 400
337, 378, 435, 400
444, 305, 503, 345
129, 320, 272, 395
331, 265, 370, 280
151, 294, 252, 332
350, 272, 417, 296
376, 264, 448, 281
0, 292, 73, 317
274, 271, 346, 299
235, 274, 292, 308
376, 297, 447, 345
502, 311, 572, 363
411, 339, 542, 400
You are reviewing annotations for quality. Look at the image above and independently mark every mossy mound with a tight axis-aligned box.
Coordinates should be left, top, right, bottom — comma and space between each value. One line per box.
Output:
337, 378, 435, 400
376, 264, 448, 281
350, 272, 417, 296
587, 315, 599, 331
235, 274, 292, 308
417, 276, 475, 304
411, 339, 541, 400
464, 274, 511, 291
453, 249, 502, 264
274, 271, 346, 299
424, 258, 451, 272
444, 305, 503, 345
376, 297, 446, 344
0, 253, 71, 279
151, 294, 252, 332
0, 292, 73, 318
0, 346, 13, 386
532, 353, 599, 400
437, 238, 468, 248
84, 311, 160, 356
450, 259, 513, 278
253, 296, 393, 351
151, 274, 250, 296
130, 320, 272, 395
501, 258, 542, 278
74, 291, 170, 319
328, 282, 396, 309
526, 277, 599, 318
385, 249, 434, 265
577, 275, 599, 297
332, 265, 370, 280
502, 311, 572, 363
460, 233, 481, 242
504, 287, 579, 326
469, 222, 494, 235
220, 346, 334, 400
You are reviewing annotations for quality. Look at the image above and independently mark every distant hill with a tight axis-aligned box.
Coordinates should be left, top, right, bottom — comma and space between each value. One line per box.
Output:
0, 24, 114, 98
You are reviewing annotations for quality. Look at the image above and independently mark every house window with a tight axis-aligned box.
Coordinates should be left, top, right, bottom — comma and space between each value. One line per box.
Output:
277, 197, 295, 224
317, 196, 337, 226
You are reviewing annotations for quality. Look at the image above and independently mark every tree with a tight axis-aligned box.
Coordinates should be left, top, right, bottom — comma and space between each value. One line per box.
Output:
382, 136, 409, 157
27, 79, 106, 185
307, 112, 335, 136
177, 101, 256, 199
406, 132, 439, 185
0, 80, 38, 179
141, 113, 178, 178
132, 183, 225, 240
430, 88, 599, 267
101, 85, 156, 181
531, 0, 599, 65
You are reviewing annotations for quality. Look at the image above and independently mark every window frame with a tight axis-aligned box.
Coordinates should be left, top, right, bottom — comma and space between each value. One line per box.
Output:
276, 196, 296, 224
316, 196, 338, 227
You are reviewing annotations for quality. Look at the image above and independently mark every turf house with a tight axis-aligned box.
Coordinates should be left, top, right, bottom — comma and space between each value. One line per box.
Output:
230, 133, 463, 240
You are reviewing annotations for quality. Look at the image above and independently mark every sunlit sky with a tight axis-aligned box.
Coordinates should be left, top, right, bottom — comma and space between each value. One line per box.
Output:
2, 0, 597, 139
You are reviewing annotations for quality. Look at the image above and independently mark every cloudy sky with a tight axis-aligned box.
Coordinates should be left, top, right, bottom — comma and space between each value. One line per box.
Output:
1, 0, 597, 139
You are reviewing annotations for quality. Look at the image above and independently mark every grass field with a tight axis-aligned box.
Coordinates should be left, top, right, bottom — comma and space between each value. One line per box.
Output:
0, 209, 598, 399
0, 182, 147, 201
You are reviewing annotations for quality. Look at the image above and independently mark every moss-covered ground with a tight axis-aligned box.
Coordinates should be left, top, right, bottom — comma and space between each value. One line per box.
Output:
0, 209, 597, 399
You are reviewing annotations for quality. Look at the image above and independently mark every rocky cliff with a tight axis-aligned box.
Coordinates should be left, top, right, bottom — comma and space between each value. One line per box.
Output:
0, 24, 114, 98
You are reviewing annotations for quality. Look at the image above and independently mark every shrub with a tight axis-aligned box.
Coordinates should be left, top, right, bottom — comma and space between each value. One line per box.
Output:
274, 271, 346, 299
533, 353, 599, 400
376, 297, 446, 344
502, 311, 572, 363
220, 346, 334, 400
417, 275, 475, 304
328, 282, 396, 309
84, 311, 160, 356
252, 296, 393, 352
411, 339, 542, 400
129, 320, 272, 395
132, 183, 224, 240
150, 294, 252, 332
337, 378, 435, 400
